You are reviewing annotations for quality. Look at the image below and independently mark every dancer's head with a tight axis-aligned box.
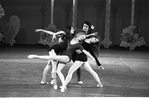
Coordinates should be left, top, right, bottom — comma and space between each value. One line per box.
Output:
82, 21, 93, 34
75, 32, 86, 41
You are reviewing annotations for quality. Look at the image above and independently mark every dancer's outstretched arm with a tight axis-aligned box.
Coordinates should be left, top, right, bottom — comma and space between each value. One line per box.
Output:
86, 32, 98, 37
35, 29, 65, 36
35, 29, 65, 40
35, 29, 54, 35
55, 31, 66, 35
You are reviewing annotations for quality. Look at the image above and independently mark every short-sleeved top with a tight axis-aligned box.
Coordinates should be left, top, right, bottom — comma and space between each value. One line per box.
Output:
61, 43, 84, 60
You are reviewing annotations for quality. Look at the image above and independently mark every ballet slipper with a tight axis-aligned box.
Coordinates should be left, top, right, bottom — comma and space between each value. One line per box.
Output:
60, 87, 66, 92
97, 83, 103, 88
40, 81, 49, 85
53, 85, 58, 89
59, 86, 67, 89
78, 81, 83, 84
50, 80, 54, 84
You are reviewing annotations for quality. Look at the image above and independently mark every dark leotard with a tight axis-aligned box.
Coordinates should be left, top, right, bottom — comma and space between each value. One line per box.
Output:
72, 52, 87, 62
72, 38, 101, 65
61, 43, 84, 62
81, 41, 101, 66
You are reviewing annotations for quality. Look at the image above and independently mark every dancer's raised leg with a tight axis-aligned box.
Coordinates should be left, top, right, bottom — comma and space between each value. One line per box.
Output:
60, 61, 84, 92
28, 54, 69, 63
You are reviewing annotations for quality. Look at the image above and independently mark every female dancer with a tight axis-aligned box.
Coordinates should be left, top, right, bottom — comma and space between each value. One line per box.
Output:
60, 35, 103, 92
35, 26, 73, 89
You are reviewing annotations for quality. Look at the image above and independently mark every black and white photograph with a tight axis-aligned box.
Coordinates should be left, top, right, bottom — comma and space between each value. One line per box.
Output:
0, 0, 149, 97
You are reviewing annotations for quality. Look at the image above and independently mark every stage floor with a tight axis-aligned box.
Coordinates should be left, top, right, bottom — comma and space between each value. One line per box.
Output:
0, 45, 149, 97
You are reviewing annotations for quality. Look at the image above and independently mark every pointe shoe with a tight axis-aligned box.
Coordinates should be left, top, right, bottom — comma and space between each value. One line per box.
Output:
60, 87, 66, 92
97, 83, 103, 88
28, 55, 36, 59
50, 80, 54, 85
59, 86, 67, 89
78, 81, 83, 84
40, 81, 49, 85
53, 85, 58, 89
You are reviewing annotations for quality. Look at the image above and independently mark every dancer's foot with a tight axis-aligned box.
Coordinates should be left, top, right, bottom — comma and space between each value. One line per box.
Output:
40, 81, 49, 85
50, 80, 54, 85
97, 83, 103, 88
78, 81, 83, 84
53, 85, 58, 89
28, 55, 37, 59
60, 86, 66, 92
59, 86, 67, 89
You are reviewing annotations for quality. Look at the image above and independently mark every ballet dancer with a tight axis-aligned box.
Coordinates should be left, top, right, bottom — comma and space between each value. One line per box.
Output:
35, 26, 74, 89
60, 35, 103, 92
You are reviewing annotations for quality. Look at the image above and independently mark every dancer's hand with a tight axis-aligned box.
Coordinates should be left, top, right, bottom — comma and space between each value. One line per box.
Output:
91, 25, 95, 30
58, 37, 64, 43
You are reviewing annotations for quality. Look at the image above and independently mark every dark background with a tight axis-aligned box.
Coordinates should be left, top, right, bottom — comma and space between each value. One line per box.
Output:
0, 0, 148, 47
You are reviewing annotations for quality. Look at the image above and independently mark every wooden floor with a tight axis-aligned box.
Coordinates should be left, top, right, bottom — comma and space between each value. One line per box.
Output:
0, 45, 149, 97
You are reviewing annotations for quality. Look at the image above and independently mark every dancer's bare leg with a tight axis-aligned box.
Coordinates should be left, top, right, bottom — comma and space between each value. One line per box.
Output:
60, 61, 84, 92
28, 54, 69, 63
49, 50, 58, 89
41, 60, 51, 84
51, 60, 58, 89
82, 62, 103, 87
56, 63, 66, 86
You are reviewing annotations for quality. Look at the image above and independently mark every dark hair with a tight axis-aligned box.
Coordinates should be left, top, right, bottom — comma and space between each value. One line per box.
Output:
82, 21, 91, 29
82, 21, 93, 34
65, 26, 71, 34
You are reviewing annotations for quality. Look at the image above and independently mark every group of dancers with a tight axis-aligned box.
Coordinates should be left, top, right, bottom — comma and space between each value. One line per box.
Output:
28, 21, 104, 92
